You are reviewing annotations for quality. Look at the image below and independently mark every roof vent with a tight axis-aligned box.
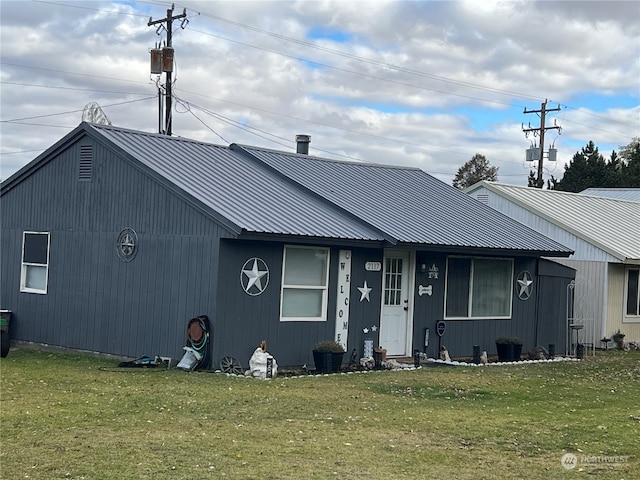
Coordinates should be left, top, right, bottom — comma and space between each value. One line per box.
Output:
295, 134, 311, 155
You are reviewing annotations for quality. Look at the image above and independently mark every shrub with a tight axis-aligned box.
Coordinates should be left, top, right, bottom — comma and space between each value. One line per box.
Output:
495, 336, 523, 345
313, 340, 345, 353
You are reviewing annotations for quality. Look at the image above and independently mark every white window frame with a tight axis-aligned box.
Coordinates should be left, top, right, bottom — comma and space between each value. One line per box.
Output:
280, 245, 330, 322
623, 267, 640, 323
20, 231, 51, 295
444, 256, 514, 320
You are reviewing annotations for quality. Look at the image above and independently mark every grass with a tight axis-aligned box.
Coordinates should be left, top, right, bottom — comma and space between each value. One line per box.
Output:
1, 348, 639, 480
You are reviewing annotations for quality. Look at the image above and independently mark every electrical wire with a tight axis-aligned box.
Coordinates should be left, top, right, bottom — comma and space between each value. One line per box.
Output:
11, 3, 640, 134
7, 1, 638, 176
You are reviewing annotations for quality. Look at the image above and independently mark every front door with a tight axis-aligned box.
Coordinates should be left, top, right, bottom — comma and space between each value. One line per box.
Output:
380, 251, 410, 356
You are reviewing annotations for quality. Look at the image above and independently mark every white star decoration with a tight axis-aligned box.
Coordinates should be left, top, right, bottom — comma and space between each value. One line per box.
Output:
243, 259, 268, 292
517, 271, 533, 299
358, 280, 372, 302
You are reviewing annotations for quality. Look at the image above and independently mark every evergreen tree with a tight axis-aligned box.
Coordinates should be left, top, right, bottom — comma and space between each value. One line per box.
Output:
452, 153, 499, 189
552, 141, 608, 192
619, 137, 640, 187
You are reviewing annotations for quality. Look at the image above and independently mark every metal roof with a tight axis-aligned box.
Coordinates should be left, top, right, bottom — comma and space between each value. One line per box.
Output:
6, 122, 571, 255
87, 124, 386, 242
580, 188, 640, 202
467, 182, 640, 262
234, 144, 572, 255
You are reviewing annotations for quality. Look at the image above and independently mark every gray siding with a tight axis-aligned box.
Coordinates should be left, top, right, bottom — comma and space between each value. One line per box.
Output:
536, 259, 576, 354
215, 240, 384, 368
412, 253, 569, 358
1, 135, 234, 361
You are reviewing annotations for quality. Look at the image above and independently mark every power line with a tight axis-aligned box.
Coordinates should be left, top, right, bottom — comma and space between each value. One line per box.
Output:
185, 4, 544, 103
1, 62, 153, 87
6, 0, 638, 175
13, 4, 640, 134
1, 97, 156, 123
0, 81, 151, 96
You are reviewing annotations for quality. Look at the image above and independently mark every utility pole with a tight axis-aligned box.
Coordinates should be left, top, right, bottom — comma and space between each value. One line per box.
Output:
522, 99, 561, 188
148, 4, 187, 136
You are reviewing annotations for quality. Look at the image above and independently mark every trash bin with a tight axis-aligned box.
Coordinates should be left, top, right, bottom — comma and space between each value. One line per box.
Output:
0, 310, 11, 358
0, 310, 10, 333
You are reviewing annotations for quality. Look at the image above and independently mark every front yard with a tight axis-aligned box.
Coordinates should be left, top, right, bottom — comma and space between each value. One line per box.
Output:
1, 348, 638, 479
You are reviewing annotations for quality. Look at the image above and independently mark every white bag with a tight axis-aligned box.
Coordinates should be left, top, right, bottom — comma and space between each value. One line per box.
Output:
247, 347, 278, 379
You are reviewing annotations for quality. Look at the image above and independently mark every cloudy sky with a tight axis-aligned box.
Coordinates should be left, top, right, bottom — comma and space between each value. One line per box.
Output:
1, 0, 638, 185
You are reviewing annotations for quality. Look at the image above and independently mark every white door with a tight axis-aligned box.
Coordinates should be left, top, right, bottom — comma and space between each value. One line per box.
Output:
380, 251, 410, 356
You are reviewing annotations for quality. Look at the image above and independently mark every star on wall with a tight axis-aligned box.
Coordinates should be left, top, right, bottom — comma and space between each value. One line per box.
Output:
517, 271, 534, 300
242, 258, 268, 294
358, 280, 372, 302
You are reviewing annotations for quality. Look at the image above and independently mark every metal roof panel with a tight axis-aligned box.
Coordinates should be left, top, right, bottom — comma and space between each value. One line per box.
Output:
88, 124, 385, 241
236, 145, 572, 254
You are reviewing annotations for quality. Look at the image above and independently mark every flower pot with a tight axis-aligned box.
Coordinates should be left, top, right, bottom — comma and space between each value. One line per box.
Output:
513, 344, 522, 361
313, 350, 344, 373
496, 343, 513, 362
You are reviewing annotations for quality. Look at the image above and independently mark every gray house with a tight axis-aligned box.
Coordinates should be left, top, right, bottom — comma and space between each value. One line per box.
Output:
466, 182, 640, 351
1, 123, 575, 367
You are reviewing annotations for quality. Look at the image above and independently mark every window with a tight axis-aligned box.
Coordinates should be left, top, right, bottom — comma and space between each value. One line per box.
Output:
280, 246, 329, 321
626, 268, 640, 318
445, 256, 513, 319
384, 257, 403, 306
20, 232, 50, 294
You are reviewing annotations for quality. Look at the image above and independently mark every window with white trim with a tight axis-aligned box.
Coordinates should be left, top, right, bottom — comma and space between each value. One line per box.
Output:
280, 245, 329, 321
625, 268, 640, 318
20, 232, 50, 294
445, 256, 513, 319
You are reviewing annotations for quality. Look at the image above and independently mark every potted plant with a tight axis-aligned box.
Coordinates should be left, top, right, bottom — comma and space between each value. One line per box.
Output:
495, 336, 523, 362
313, 340, 345, 373
612, 330, 625, 349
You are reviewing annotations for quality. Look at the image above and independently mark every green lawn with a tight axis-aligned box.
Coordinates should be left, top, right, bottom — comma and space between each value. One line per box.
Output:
1, 348, 638, 479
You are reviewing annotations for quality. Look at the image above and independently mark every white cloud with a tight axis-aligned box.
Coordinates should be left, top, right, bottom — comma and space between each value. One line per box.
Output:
1, 0, 638, 186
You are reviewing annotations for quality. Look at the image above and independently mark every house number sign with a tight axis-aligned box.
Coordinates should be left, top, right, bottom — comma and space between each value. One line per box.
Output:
365, 261, 381, 272
335, 250, 351, 350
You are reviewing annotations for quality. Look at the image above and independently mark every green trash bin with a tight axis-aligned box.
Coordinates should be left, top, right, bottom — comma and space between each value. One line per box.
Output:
0, 310, 11, 333
1, 310, 12, 358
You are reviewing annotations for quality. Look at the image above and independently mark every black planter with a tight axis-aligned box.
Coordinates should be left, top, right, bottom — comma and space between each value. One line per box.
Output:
313, 350, 344, 373
513, 344, 522, 361
496, 343, 513, 362
496, 341, 523, 362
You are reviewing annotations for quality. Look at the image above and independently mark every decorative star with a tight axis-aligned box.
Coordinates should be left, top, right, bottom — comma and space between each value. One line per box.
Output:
358, 280, 372, 302
243, 259, 268, 292
363, 328, 369, 334
371, 325, 377, 332
517, 271, 533, 299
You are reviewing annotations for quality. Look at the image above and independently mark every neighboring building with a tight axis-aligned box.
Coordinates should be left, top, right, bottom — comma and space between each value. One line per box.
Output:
580, 188, 640, 202
466, 181, 640, 350
1, 123, 574, 367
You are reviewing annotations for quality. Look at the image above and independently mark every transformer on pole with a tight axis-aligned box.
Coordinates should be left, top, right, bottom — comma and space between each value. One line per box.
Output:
148, 5, 187, 136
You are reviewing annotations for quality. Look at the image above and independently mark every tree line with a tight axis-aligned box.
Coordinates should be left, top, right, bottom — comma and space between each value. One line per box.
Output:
453, 138, 640, 191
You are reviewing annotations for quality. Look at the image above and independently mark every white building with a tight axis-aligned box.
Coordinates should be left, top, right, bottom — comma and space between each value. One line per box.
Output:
466, 182, 640, 351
